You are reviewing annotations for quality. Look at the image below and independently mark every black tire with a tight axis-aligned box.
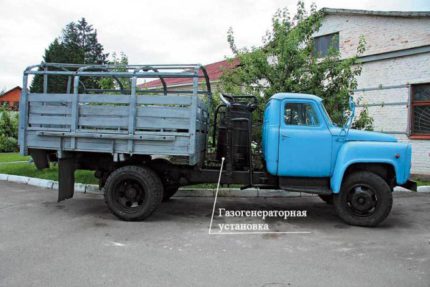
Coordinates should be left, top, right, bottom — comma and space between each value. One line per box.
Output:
334, 171, 393, 227
162, 186, 179, 202
148, 158, 179, 202
318, 194, 333, 205
104, 165, 163, 221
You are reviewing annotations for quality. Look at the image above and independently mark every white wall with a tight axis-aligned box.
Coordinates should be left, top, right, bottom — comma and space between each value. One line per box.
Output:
357, 53, 430, 175
315, 14, 430, 58
317, 14, 430, 175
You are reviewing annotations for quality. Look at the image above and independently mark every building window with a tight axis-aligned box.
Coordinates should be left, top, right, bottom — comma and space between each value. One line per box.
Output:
410, 83, 430, 139
284, 103, 320, 126
313, 32, 339, 57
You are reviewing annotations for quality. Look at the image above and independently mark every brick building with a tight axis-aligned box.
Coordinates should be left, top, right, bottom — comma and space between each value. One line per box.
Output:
315, 8, 430, 175
0, 86, 21, 110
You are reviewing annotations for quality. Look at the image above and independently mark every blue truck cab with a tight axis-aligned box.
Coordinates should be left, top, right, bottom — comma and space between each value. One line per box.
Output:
262, 93, 415, 226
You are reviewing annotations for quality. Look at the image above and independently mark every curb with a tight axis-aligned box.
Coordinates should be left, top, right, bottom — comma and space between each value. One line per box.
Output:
1, 173, 430, 197
417, 186, 430, 192
0, 173, 95, 194
0, 161, 29, 165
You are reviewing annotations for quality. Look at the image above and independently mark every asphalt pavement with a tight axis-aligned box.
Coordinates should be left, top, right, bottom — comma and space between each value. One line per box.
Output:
0, 181, 429, 287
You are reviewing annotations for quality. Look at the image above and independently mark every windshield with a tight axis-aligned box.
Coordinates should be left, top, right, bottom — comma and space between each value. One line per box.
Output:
321, 104, 334, 126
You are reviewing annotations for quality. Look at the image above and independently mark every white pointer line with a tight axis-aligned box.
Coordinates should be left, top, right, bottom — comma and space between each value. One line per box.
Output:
208, 157, 224, 234
210, 231, 312, 235
208, 157, 312, 235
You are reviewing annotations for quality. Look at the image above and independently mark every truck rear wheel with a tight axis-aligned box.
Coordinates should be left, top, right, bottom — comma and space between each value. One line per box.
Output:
104, 165, 163, 221
334, 171, 392, 227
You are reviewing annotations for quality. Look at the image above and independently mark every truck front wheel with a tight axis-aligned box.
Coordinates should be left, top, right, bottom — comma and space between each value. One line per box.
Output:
104, 165, 163, 221
334, 171, 393, 227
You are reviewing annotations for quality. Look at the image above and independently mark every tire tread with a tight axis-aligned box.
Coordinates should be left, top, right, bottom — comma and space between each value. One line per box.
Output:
103, 165, 163, 221
334, 171, 393, 227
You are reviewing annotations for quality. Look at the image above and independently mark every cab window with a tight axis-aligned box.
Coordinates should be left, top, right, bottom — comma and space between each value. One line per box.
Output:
284, 102, 320, 126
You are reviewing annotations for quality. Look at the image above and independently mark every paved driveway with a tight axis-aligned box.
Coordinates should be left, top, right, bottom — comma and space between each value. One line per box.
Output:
0, 181, 429, 287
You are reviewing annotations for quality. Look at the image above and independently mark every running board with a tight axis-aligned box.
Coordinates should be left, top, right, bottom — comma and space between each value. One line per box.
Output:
279, 176, 332, 195
281, 186, 332, 195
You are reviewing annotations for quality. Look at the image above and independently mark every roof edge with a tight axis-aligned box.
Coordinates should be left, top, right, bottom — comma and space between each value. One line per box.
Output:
1, 86, 21, 96
321, 8, 430, 18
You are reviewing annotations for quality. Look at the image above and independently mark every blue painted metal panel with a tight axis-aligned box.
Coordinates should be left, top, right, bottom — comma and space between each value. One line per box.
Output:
330, 141, 412, 192
277, 98, 332, 177
262, 99, 280, 175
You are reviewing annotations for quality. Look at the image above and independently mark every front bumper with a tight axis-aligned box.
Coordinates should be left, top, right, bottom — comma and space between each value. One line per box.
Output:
400, 180, 417, 191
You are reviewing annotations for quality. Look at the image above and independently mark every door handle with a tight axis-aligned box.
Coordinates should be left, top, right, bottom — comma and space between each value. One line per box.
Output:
280, 132, 289, 139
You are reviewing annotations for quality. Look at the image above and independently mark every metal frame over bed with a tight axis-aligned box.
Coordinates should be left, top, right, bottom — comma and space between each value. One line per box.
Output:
19, 63, 212, 165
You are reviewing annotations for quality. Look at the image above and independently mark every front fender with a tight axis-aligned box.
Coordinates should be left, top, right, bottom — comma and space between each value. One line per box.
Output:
330, 141, 411, 193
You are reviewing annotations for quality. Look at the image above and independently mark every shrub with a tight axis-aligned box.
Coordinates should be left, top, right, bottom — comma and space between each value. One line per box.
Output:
0, 136, 18, 152
0, 110, 19, 152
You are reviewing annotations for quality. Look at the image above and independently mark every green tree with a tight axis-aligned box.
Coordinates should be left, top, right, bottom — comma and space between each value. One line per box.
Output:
30, 39, 69, 93
219, 1, 372, 130
30, 18, 108, 93
62, 18, 107, 64
98, 52, 130, 92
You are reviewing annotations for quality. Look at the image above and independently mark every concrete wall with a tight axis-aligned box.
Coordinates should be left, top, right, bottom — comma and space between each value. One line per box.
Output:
317, 13, 430, 175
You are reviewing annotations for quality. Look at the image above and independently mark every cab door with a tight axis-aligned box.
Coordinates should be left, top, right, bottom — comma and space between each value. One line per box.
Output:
277, 99, 332, 177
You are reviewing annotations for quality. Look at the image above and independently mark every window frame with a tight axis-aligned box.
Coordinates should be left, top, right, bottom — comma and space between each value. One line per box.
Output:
282, 100, 323, 129
409, 83, 430, 140
313, 32, 340, 58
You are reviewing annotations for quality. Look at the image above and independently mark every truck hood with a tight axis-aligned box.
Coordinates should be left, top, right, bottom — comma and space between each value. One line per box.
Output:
331, 127, 397, 142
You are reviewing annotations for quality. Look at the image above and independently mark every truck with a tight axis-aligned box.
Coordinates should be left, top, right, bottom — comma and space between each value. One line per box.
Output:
18, 63, 416, 226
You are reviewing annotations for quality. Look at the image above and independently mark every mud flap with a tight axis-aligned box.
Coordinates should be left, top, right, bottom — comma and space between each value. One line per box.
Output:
58, 157, 75, 202
29, 149, 49, 170
400, 180, 417, 192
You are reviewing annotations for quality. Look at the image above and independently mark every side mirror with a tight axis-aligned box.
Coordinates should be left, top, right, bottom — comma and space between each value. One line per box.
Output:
349, 96, 356, 115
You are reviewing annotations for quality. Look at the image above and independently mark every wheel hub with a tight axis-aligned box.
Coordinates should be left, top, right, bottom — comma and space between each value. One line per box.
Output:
350, 186, 376, 212
116, 180, 145, 209
125, 186, 137, 200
